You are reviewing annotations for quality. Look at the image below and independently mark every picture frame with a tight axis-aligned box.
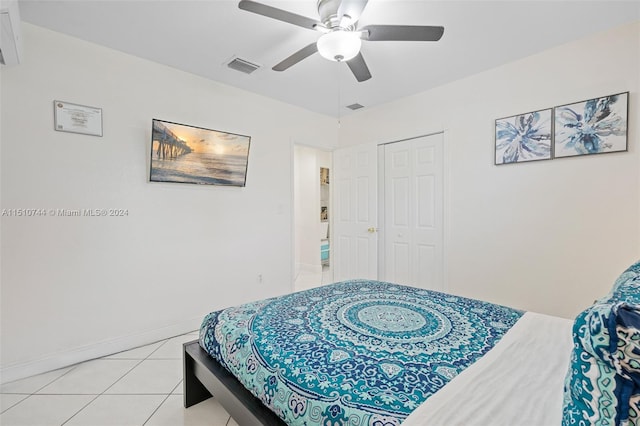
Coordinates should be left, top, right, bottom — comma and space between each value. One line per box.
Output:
320, 167, 330, 185
495, 108, 552, 165
149, 119, 251, 187
54, 100, 103, 137
554, 92, 628, 158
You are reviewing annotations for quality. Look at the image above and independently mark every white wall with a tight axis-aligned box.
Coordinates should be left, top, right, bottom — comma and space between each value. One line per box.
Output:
0, 24, 336, 382
340, 21, 640, 319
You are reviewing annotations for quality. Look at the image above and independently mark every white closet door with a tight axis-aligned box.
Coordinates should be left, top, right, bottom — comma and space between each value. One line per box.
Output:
383, 133, 444, 290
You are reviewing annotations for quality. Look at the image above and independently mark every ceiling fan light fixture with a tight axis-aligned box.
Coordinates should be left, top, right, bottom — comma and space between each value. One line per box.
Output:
317, 30, 361, 62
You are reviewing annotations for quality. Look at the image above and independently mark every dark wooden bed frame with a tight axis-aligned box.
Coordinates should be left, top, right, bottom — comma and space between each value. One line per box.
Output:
183, 340, 286, 425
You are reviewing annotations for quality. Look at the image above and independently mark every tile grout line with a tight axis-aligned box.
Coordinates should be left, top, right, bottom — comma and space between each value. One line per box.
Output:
0, 394, 30, 414
58, 393, 102, 426
0, 362, 80, 395
142, 339, 171, 359
1, 334, 196, 424
141, 393, 173, 426
97, 336, 172, 394
0, 362, 83, 416
141, 336, 194, 425
58, 359, 146, 426
141, 334, 207, 425
59, 338, 174, 426
141, 380, 184, 426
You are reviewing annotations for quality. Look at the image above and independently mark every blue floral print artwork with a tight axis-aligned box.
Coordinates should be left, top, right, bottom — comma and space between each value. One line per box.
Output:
495, 109, 552, 165
554, 92, 628, 158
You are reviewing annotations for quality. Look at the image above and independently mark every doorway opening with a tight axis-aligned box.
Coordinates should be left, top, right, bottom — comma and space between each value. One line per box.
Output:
293, 144, 333, 291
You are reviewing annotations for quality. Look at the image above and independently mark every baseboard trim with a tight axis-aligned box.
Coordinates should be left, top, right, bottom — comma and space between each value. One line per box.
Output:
0, 316, 203, 384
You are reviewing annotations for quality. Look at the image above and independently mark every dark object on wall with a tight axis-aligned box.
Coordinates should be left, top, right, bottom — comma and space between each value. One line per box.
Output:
150, 119, 251, 187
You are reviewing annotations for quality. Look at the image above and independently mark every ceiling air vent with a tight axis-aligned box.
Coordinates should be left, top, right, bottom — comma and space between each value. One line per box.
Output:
226, 57, 261, 74
346, 103, 364, 111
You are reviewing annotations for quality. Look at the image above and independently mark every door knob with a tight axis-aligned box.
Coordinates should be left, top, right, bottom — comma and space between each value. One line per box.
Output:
367, 227, 378, 233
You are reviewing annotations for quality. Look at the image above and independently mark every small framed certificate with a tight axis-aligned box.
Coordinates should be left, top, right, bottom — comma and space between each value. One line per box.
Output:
54, 100, 103, 137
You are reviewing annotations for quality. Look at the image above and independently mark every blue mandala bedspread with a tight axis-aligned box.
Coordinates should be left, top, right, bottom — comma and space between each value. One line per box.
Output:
199, 280, 523, 425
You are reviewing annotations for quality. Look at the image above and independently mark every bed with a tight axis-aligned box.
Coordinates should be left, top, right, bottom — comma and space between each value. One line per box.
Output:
184, 263, 640, 425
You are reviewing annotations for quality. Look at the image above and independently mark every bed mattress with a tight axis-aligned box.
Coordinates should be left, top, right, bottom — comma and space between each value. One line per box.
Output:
199, 280, 523, 425
403, 311, 573, 425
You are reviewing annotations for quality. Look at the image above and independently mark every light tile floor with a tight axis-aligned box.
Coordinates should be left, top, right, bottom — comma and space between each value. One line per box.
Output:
1, 270, 329, 426
0, 332, 234, 426
294, 265, 332, 292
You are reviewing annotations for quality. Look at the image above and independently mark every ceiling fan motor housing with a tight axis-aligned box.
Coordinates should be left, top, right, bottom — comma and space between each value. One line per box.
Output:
317, 0, 344, 28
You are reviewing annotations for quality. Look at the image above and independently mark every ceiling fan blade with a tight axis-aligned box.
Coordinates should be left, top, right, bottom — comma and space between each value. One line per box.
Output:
338, 0, 369, 25
346, 52, 371, 82
239, 0, 321, 30
361, 25, 444, 41
272, 43, 318, 71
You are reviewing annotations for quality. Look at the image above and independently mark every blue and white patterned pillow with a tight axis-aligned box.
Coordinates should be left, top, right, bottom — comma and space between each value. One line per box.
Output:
562, 260, 640, 426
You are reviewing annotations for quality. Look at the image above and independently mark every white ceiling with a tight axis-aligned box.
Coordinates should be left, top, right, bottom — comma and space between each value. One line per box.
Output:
17, 0, 640, 117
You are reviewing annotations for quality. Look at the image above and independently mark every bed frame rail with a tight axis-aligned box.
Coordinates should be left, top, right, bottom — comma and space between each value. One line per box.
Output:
183, 340, 285, 425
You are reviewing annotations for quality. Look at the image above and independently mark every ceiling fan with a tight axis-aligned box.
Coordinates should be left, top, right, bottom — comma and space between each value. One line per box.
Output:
238, 0, 444, 82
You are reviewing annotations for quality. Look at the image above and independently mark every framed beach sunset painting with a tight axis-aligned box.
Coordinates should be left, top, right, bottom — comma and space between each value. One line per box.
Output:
554, 92, 628, 158
149, 119, 251, 187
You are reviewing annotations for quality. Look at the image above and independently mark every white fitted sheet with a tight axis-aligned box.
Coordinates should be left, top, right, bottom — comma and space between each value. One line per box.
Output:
401, 312, 573, 426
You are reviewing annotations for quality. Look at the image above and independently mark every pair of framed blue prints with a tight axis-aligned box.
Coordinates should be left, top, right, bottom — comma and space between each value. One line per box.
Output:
495, 92, 628, 165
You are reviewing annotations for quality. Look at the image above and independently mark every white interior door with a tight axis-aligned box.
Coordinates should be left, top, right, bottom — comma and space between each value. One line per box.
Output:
383, 133, 444, 290
333, 143, 378, 281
